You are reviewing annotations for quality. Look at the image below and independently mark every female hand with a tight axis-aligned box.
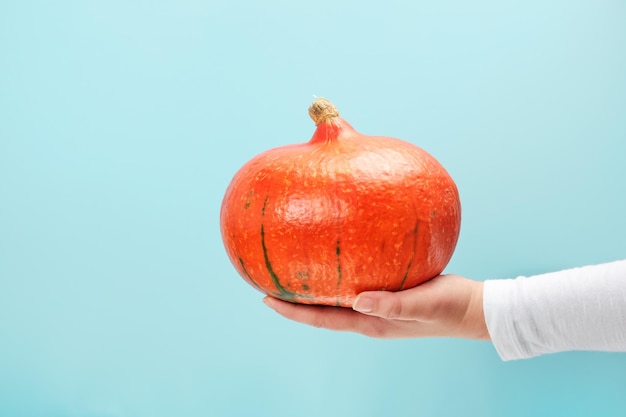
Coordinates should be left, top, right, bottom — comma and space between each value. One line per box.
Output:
263, 274, 490, 341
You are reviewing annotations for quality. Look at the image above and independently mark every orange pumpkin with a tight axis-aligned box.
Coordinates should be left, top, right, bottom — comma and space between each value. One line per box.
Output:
220, 98, 461, 307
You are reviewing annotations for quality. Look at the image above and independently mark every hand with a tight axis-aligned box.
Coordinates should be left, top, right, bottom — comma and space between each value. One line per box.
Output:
263, 274, 490, 341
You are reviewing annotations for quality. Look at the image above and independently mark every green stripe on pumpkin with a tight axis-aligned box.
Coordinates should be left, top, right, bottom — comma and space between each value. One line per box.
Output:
261, 196, 300, 301
335, 240, 342, 306
398, 221, 419, 291
238, 257, 265, 292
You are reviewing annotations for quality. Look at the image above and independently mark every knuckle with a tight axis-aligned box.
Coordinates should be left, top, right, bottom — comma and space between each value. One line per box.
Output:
309, 313, 327, 329
383, 298, 404, 320
361, 319, 391, 338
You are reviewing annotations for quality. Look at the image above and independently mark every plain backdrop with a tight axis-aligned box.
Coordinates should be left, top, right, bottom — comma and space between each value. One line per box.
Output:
1, 1, 625, 416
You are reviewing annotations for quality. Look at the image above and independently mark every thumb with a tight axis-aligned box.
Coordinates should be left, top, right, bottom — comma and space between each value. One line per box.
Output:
352, 290, 427, 320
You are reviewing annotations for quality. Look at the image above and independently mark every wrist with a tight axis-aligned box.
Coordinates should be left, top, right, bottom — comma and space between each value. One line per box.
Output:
463, 281, 490, 341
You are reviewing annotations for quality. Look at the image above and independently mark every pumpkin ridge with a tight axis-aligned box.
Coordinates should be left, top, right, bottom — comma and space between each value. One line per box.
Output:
398, 221, 420, 290
335, 240, 342, 306
238, 256, 273, 294
260, 196, 299, 301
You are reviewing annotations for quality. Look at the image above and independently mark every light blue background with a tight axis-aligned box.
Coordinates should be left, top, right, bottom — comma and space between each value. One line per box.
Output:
1, 1, 625, 416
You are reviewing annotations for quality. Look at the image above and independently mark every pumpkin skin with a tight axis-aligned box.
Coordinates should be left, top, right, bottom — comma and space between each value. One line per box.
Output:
220, 99, 461, 307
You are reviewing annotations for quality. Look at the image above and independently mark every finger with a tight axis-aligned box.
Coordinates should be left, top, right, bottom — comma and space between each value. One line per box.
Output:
263, 297, 365, 331
263, 296, 391, 337
352, 286, 435, 321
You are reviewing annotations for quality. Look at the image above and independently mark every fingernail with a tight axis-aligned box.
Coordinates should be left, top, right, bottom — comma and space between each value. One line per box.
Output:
263, 297, 275, 309
353, 295, 375, 313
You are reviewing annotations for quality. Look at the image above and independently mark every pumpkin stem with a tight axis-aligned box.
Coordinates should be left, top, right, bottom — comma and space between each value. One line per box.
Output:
308, 98, 339, 126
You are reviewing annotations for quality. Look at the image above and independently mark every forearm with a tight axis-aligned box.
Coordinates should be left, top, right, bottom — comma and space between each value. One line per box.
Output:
483, 259, 626, 361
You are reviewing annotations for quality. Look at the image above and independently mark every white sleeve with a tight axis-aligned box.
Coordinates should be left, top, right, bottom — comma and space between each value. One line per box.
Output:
483, 259, 626, 361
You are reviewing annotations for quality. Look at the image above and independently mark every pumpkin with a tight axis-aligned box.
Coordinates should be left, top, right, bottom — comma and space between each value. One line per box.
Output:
220, 98, 461, 307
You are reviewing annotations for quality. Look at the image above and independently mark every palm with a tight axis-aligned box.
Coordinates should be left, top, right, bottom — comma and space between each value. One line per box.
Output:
263, 274, 489, 341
